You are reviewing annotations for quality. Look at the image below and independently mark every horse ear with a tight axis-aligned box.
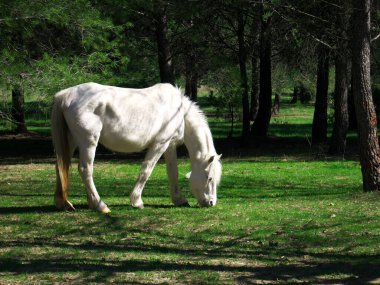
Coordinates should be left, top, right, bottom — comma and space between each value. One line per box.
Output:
186, 172, 192, 179
208, 154, 222, 164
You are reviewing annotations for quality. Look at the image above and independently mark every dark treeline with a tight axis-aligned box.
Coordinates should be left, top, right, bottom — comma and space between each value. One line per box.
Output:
0, 0, 380, 191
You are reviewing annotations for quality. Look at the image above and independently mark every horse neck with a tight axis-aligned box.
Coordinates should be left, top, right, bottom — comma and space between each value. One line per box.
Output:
183, 101, 216, 164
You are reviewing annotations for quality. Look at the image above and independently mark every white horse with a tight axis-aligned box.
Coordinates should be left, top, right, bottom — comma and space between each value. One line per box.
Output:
51, 82, 222, 213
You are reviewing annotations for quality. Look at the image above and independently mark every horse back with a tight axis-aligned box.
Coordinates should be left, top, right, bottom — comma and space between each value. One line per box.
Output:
59, 82, 185, 153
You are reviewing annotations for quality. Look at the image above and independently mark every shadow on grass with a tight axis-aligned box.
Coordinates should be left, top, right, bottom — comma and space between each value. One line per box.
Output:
0, 205, 58, 214
0, 204, 94, 214
0, 198, 379, 284
0, 238, 379, 284
0, 203, 193, 214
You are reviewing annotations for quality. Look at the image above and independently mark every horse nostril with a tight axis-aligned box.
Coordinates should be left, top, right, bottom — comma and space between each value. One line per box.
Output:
209, 200, 214, 206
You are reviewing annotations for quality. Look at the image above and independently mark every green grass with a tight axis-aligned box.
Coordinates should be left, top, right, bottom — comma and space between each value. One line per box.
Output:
1, 157, 380, 284
269, 103, 316, 138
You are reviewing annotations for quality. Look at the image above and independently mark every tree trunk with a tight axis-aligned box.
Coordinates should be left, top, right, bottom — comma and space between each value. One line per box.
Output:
291, 86, 298, 104
185, 69, 198, 102
237, 9, 250, 143
329, 8, 350, 155
250, 9, 260, 122
250, 54, 259, 121
348, 72, 357, 130
329, 51, 349, 154
154, 4, 175, 85
190, 73, 198, 101
351, 0, 380, 191
251, 11, 272, 137
312, 45, 330, 144
11, 84, 27, 133
271, 93, 280, 116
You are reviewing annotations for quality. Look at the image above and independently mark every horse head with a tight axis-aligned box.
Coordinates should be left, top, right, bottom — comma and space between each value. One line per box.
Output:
187, 154, 222, 207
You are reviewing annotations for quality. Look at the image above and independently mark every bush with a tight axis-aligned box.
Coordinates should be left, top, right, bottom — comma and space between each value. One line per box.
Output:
291, 83, 314, 104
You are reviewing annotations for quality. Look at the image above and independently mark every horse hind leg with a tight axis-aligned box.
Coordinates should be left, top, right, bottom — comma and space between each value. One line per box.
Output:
78, 142, 110, 213
69, 115, 110, 214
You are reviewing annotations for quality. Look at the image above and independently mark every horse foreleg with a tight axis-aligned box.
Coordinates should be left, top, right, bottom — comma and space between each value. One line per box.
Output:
130, 143, 169, 208
164, 146, 189, 207
78, 145, 110, 213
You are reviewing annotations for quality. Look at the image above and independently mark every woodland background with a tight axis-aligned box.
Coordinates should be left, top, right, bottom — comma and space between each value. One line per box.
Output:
1, 0, 380, 188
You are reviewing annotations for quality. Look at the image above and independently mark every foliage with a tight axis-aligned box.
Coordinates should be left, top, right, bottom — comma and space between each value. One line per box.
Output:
0, 0, 129, 124
271, 63, 314, 99
291, 83, 314, 104
206, 66, 242, 138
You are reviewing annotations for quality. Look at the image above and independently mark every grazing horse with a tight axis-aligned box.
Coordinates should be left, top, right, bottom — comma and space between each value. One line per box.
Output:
51, 82, 222, 213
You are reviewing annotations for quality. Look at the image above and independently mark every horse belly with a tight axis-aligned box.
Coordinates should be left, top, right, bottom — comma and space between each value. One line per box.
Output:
99, 129, 151, 153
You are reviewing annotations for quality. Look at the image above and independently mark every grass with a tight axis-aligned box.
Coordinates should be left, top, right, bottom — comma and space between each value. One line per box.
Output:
0, 157, 380, 284
269, 101, 317, 138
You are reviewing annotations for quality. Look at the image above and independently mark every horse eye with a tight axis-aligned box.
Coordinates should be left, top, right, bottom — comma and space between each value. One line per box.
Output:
208, 177, 212, 183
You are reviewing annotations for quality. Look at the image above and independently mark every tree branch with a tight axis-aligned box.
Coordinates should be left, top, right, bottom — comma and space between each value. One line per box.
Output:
371, 33, 380, 42
309, 34, 334, 49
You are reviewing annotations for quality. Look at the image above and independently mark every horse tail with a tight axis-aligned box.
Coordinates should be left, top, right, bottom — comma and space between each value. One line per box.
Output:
51, 90, 71, 207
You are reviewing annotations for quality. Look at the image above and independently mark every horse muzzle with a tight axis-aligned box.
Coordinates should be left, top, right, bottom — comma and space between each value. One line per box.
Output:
200, 198, 216, 207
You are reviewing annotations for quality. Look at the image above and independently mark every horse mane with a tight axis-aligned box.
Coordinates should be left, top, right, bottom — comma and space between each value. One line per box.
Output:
181, 92, 215, 150
180, 90, 222, 186
181, 92, 209, 133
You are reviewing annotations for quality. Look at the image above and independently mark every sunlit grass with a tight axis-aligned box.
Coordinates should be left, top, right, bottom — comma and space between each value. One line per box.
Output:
0, 158, 379, 284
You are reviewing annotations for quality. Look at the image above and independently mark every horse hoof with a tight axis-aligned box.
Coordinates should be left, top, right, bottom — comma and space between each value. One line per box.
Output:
173, 197, 189, 207
132, 204, 144, 209
64, 200, 75, 211
94, 201, 111, 214
55, 197, 74, 211
178, 202, 190, 207
99, 206, 111, 214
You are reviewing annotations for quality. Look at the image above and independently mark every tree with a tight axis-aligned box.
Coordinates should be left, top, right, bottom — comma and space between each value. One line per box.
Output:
11, 82, 27, 133
347, 84, 357, 130
153, 2, 175, 84
351, 0, 380, 191
0, 0, 126, 132
329, 1, 350, 155
185, 70, 198, 101
249, 11, 260, 122
237, 7, 251, 143
173, 1, 211, 102
251, 3, 272, 137
202, 1, 255, 141
329, 49, 349, 154
311, 45, 330, 144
